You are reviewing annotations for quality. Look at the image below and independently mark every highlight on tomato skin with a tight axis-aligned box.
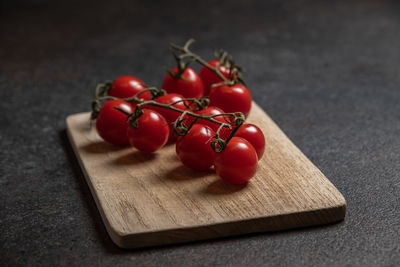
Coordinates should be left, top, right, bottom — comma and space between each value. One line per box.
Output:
161, 67, 205, 99
126, 109, 170, 153
108, 75, 151, 100
214, 137, 258, 184
95, 100, 133, 146
176, 124, 216, 171
209, 83, 252, 118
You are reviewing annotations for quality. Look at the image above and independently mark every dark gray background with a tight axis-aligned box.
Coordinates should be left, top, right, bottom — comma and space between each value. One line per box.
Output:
1, 0, 399, 266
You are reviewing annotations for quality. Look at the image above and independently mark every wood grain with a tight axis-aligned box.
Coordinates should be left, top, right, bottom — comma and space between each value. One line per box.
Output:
66, 103, 346, 248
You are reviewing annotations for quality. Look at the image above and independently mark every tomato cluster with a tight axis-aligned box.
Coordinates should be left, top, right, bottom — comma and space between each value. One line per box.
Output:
92, 40, 265, 185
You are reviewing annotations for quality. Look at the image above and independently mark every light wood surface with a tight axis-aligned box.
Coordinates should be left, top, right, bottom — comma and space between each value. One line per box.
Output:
66, 103, 346, 249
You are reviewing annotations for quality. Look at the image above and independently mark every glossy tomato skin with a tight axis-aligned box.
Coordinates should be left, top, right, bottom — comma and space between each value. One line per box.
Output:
150, 93, 187, 125
161, 67, 205, 99
234, 123, 265, 160
199, 60, 232, 95
193, 106, 225, 132
190, 107, 231, 140
126, 109, 169, 153
148, 93, 187, 141
176, 124, 216, 170
108, 75, 151, 100
209, 83, 252, 118
214, 137, 258, 184
96, 100, 133, 145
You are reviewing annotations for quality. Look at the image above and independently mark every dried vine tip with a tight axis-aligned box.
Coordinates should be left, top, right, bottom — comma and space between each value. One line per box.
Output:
183, 38, 196, 49
170, 38, 196, 51
95, 80, 113, 98
216, 50, 231, 65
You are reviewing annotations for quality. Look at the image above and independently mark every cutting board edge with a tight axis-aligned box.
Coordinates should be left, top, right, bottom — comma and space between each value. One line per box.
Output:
110, 203, 346, 249
66, 116, 120, 248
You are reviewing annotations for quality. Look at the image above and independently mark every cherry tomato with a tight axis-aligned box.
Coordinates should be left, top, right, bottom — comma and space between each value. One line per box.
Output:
161, 67, 204, 99
126, 109, 169, 153
147, 93, 187, 140
185, 106, 231, 139
214, 137, 258, 184
176, 124, 216, 170
209, 83, 252, 117
108, 75, 151, 100
96, 100, 132, 145
149, 93, 187, 124
234, 123, 265, 160
192, 106, 225, 132
199, 60, 233, 95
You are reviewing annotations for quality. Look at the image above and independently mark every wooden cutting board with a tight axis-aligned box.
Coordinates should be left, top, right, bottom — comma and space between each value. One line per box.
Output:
66, 103, 346, 249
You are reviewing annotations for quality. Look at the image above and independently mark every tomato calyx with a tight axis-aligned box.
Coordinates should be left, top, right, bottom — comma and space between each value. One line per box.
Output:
210, 112, 245, 152
114, 105, 144, 129
214, 49, 245, 84
164, 47, 195, 82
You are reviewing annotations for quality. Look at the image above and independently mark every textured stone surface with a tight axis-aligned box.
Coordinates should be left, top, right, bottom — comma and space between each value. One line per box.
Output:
0, 0, 399, 266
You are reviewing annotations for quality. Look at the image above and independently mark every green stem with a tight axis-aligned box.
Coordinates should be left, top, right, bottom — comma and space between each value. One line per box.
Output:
97, 88, 237, 128
170, 39, 229, 83
134, 99, 235, 127
93, 84, 245, 152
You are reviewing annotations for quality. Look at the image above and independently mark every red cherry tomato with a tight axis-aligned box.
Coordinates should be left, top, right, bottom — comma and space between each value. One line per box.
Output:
108, 75, 151, 100
176, 124, 216, 170
147, 93, 187, 140
214, 137, 258, 184
149, 93, 187, 125
161, 67, 205, 99
199, 60, 233, 95
193, 106, 226, 132
96, 100, 132, 145
189, 107, 231, 139
234, 123, 265, 160
209, 83, 252, 117
126, 109, 169, 153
